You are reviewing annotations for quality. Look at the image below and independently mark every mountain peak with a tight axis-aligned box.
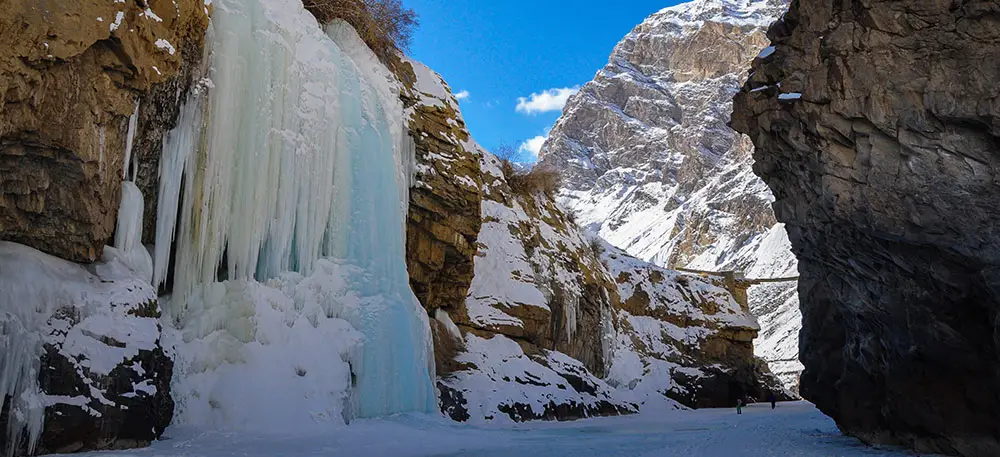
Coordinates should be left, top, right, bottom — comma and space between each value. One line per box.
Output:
652, 0, 787, 29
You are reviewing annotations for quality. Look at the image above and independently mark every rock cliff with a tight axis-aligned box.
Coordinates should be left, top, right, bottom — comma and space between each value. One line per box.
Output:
0, 0, 209, 263
733, 1, 1000, 455
536, 0, 802, 389
396, 58, 483, 352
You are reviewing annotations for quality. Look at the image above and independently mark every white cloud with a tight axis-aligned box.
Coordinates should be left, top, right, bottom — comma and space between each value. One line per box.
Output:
518, 135, 548, 160
454, 90, 470, 101
515, 86, 580, 115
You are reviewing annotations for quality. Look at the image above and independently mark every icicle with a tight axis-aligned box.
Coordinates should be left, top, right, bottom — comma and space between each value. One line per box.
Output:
153, 79, 207, 289
114, 182, 144, 253
0, 307, 46, 457
122, 99, 141, 180
110, 181, 153, 283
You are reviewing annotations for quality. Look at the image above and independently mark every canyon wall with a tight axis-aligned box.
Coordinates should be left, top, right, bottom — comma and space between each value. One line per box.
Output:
733, 1, 1000, 455
402, 63, 790, 420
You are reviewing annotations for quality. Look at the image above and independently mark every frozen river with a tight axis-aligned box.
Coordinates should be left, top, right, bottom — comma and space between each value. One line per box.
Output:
76, 402, 930, 457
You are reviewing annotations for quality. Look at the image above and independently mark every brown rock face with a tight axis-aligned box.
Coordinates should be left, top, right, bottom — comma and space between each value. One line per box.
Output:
0, 0, 209, 262
733, 1, 1000, 455
394, 59, 483, 374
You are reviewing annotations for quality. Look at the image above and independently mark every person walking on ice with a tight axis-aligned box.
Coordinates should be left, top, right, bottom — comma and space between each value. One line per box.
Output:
736, 398, 743, 415
769, 392, 776, 410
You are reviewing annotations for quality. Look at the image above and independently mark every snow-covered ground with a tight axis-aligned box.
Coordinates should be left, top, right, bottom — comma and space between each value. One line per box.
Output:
72, 402, 931, 457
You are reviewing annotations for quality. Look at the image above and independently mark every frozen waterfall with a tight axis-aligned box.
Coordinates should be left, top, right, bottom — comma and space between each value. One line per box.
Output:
153, 0, 434, 429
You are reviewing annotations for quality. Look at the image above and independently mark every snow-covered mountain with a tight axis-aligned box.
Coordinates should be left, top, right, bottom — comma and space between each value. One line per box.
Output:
537, 0, 802, 389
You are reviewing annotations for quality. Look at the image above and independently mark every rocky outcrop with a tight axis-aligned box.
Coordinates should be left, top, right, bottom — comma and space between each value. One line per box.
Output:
537, 0, 785, 269
733, 1, 1000, 455
396, 58, 483, 360
535, 0, 803, 390
436, 150, 634, 421
0, 242, 173, 456
0, 2, 208, 455
603, 244, 791, 408
0, 0, 209, 262
400, 47, 790, 421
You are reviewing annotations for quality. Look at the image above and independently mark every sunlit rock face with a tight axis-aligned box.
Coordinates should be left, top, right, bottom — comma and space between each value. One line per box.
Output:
537, 0, 802, 389
0, 0, 209, 263
733, 1, 1000, 455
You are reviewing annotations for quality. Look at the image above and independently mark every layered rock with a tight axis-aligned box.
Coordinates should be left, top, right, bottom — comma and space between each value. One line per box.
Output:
603, 244, 790, 408
438, 149, 633, 421
0, 0, 209, 262
536, 0, 802, 389
733, 1, 1000, 455
396, 58, 483, 354
0, 2, 208, 455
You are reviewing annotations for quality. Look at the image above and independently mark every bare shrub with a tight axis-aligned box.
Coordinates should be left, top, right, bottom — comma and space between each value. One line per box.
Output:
494, 143, 521, 179
303, 0, 418, 61
509, 166, 562, 197
492, 143, 562, 198
589, 237, 604, 256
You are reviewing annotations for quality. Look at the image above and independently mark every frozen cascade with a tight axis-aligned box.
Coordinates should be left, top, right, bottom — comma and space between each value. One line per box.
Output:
111, 181, 154, 284
122, 99, 141, 180
154, 0, 434, 429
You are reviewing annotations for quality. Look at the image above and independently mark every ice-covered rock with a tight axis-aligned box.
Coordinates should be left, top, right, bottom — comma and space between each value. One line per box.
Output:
0, 242, 172, 456
0, 0, 209, 263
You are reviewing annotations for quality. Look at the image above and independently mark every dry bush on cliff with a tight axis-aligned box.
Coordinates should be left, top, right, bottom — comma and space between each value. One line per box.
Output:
509, 166, 562, 198
303, 0, 418, 61
494, 144, 562, 198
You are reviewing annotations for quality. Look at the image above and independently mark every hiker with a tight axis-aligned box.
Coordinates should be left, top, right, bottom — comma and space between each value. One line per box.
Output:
736, 398, 743, 415
769, 392, 776, 410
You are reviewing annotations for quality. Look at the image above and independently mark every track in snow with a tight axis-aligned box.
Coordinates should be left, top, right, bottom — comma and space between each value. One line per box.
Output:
72, 401, 933, 457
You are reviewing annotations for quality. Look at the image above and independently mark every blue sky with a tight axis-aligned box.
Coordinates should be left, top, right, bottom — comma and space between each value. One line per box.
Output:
405, 1, 684, 161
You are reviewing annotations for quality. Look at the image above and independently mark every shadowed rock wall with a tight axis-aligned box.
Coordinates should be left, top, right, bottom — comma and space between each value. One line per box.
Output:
733, 1, 1000, 455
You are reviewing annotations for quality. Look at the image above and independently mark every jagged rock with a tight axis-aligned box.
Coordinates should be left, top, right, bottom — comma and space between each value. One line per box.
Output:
466, 153, 616, 378
733, 1, 1000, 455
536, 0, 803, 390
0, 0, 209, 263
400, 50, 791, 419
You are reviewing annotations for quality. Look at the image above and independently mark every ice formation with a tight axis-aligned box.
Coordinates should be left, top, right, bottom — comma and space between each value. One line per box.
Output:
153, 0, 434, 429
1, 101, 153, 457
111, 182, 153, 284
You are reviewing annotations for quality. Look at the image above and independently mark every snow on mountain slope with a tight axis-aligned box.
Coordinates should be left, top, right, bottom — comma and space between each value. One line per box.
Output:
433, 142, 788, 420
537, 0, 802, 390
656, 0, 790, 29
